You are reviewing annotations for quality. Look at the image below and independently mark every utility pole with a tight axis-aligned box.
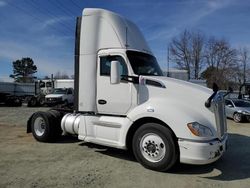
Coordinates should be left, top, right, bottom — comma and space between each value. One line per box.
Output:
167, 46, 170, 77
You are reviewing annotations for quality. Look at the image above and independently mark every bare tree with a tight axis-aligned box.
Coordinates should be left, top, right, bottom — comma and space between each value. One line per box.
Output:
203, 37, 238, 89
191, 31, 205, 79
169, 30, 192, 79
43, 75, 50, 79
54, 71, 69, 79
238, 47, 249, 84
169, 30, 205, 79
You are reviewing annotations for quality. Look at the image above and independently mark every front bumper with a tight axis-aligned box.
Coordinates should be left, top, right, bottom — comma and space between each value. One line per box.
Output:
178, 134, 228, 165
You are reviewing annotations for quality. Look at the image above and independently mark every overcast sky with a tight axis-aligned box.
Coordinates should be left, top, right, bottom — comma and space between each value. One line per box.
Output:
0, 0, 250, 80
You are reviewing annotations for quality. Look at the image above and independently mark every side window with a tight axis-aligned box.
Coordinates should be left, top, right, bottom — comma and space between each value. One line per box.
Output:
39, 81, 45, 88
225, 100, 233, 106
100, 56, 128, 76
46, 82, 52, 87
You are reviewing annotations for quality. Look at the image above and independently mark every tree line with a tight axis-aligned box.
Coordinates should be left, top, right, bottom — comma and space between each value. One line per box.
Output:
169, 30, 249, 89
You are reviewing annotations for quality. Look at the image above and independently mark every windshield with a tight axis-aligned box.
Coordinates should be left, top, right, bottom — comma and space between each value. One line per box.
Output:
233, 100, 250, 107
53, 88, 67, 94
46, 82, 52, 87
126, 50, 163, 76
39, 81, 45, 88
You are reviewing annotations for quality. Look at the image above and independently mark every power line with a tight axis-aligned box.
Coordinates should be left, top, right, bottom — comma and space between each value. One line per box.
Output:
56, 0, 79, 15
49, 0, 75, 18
28, 0, 73, 33
7, 1, 71, 36
69, 0, 83, 11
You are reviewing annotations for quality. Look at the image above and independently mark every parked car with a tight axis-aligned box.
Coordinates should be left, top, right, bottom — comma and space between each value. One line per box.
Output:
225, 99, 250, 122
45, 88, 74, 106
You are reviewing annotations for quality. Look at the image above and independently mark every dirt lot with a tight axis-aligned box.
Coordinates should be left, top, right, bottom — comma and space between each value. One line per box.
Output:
0, 106, 249, 188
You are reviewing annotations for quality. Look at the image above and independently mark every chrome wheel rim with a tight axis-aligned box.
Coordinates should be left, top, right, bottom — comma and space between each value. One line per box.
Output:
234, 113, 241, 122
140, 133, 166, 163
34, 117, 46, 136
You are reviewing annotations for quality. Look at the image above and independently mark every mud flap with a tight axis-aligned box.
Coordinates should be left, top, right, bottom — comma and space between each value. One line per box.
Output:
27, 114, 34, 133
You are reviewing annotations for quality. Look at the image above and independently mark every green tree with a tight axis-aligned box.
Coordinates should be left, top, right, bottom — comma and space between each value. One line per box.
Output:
10, 57, 37, 83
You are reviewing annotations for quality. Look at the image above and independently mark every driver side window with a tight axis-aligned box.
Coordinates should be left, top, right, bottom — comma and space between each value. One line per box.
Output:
225, 100, 233, 106
100, 56, 128, 76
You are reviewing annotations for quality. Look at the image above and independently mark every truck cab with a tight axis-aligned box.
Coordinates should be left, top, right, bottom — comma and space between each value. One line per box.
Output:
27, 8, 228, 171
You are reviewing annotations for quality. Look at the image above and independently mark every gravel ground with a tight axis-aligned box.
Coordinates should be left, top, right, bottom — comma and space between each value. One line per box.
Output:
0, 106, 249, 188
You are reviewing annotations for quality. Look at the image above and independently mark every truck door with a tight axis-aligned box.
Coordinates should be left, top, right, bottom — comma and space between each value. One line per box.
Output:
97, 53, 132, 115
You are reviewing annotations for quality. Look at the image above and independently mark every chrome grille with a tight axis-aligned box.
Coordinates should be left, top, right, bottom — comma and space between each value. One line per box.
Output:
213, 92, 227, 139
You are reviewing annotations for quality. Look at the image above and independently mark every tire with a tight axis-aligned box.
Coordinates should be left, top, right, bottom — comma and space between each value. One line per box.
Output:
233, 113, 242, 123
132, 123, 178, 171
246, 116, 250, 122
5, 96, 22, 107
64, 100, 68, 106
28, 97, 37, 107
31, 111, 61, 142
48, 110, 63, 137
39, 97, 45, 106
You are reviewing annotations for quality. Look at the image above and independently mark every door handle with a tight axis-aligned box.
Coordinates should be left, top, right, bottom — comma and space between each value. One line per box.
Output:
98, 99, 107, 105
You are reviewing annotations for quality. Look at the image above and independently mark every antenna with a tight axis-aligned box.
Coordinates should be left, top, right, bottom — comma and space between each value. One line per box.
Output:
125, 27, 129, 48
167, 47, 170, 77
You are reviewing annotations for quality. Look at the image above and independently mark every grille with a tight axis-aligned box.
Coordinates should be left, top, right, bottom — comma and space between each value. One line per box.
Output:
213, 93, 227, 139
46, 97, 62, 102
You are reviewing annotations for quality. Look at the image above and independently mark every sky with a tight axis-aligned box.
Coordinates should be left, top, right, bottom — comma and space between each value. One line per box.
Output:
0, 0, 250, 81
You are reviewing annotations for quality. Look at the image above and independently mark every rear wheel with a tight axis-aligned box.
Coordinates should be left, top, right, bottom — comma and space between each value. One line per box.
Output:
28, 97, 37, 107
132, 123, 178, 171
31, 111, 61, 142
233, 112, 242, 123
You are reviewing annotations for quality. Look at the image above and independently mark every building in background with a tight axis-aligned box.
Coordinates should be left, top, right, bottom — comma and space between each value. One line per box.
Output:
163, 68, 207, 87
163, 68, 189, 81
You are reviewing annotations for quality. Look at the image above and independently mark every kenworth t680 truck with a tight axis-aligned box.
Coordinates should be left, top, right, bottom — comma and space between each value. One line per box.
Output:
27, 8, 228, 171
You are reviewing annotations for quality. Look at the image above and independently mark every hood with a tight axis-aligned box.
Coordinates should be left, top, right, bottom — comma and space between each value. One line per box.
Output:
140, 76, 212, 104
136, 76, 218, 138
45, 94, 64, 98
235, 107, 250, 113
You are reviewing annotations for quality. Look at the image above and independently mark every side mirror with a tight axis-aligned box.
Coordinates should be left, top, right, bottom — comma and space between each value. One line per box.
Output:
227, 104, 233, 108
110, 60, 120, 84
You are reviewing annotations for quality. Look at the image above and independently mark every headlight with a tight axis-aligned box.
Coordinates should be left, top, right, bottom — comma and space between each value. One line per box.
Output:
187, 122, 213, 137
242, 111, 250, 115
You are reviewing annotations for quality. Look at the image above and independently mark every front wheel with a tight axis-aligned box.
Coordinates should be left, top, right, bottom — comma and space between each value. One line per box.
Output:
132, 123, 178, 171
233, 113, 242, 123
246, 116, 250, 122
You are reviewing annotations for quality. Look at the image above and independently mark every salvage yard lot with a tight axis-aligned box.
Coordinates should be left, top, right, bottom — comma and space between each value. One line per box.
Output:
0, 106, 250, 188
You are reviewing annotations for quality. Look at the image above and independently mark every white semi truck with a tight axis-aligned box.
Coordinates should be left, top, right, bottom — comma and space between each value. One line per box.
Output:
27, 8, 228, 171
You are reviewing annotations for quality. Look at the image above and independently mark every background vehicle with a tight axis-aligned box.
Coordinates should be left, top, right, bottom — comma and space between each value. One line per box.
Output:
0, 80, 50, 106
238, 82, 250, 101
27, 8, 228, 172
0, 79, 74, 107
45, 88, 74, 106
225, 99, 250, 122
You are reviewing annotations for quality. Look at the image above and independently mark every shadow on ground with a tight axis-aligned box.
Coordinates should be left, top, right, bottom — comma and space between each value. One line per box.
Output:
80, 133, 250, 181
172, 133, 250, 181
55, 135, 81, 144
80, 142, 136, 162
